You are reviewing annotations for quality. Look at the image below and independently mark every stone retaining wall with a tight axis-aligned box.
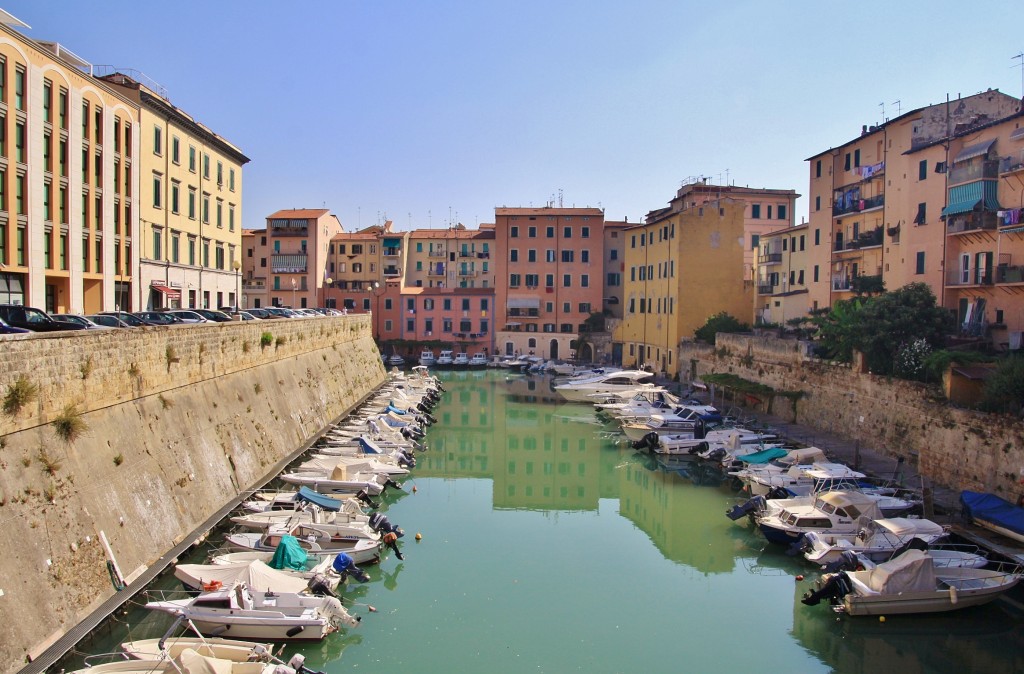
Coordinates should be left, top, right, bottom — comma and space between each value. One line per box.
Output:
0, 317, 386, 670
681, 333, 1024, 498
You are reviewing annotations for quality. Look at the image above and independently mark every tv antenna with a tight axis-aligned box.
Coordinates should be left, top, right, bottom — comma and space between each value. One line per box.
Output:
1014, 52, 1024, 99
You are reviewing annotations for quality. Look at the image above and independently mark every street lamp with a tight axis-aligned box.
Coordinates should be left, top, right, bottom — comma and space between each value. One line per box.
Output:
324, 277, 333, 310
366, 281, 384, 340
232, 260, 242, 316
291, 277, 297, 309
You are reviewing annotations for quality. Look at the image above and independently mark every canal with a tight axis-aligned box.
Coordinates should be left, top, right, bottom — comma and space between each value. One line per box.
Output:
70, 369, 1024, 673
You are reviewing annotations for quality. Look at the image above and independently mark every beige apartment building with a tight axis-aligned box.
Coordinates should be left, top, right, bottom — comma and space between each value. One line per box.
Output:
100, 73, 249, 311
0, 15, 139, 312
804, 90, 1020, 313
754, 222, 810, 325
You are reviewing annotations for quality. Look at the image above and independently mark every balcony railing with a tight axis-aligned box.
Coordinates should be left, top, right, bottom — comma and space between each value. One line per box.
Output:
832, 275, 851, 291
507, 308, 540, 317
458, 250, 476, 258
427, 265, 445, 276
947, 213, 999, 234
756, 283, 775, 295
428, 250, 446, 257
458, 268, 478, 277
833, 194, 884, 217
383, 266, 401, 277
946, 269, 994, 287
383, 248, 400, 257
948, 160, 999, 186
997, 264, 1024, 284
242, 282, 265, 291
758, 252, 782, 265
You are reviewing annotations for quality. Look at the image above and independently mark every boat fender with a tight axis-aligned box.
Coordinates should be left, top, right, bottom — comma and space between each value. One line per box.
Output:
202, 580, 224, 592
285, 626, 305, 638
949, 585, 958, 605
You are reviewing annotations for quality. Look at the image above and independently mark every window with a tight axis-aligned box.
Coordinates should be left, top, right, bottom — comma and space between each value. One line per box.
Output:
15, 122, 24, 163
171, 181, 180, 213
562, 274, 571, 287
844, 153, 851, 171
528, 226, 536, 237
443, 299, 452, 310
171, 233, 180, 263
814, 229, 820, 246
42, 79, 52, 122
813, 265, 819, 282
189, 146, 196, 172
546, 250, 555, 263
767, 205, 773, 219
918, 159, 927, 181
854, 149, 861, 167
561, 250, 574, 262
782, 238, 788, 251
229, 204, 235, 231
581, 250, 589, 263
203, 153, 210, 179
481, 298, 489, 311
229, 168, 236, 191
799, 235, 805, 251
0, 59, 5, 105
914, 202, 926, 225
610, 249, 618, 260
815, 159, 822, 178
915, 251, 925, 274
546, 226, 554, 238
582, 226, 590, 238
815, 196, 821, 211
751, 204, 761, 218
509, 273, 521, 287
153, 228, 163, 259
751, 234, 760, 250
188, 188, 197, 219
202, 193, 210, 223
153, 173, 162, 208
544, 274, 553, 287
510, 226, 519, 238
217, 161, 223, 185
607, 272, 620, 286
563, 226, 572, 238
581, 274, 589, 288
510, 249, 518, 262
528, 249, 536, 262
216, 199, 223, 228
778, 205, 787, 220
153, 126, 162, 155
14, 66, 24, 110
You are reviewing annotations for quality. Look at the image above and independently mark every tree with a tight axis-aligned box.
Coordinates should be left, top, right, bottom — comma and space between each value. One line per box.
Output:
808, 300, 863, 362
850, 283, 951, 375
694, 312, 749, 346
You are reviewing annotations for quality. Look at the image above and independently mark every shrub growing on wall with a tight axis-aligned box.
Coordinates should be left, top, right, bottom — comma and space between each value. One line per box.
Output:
695, 312, 749, 346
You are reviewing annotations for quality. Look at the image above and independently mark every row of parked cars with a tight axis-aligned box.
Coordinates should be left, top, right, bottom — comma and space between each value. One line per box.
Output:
0, 304, 346, 334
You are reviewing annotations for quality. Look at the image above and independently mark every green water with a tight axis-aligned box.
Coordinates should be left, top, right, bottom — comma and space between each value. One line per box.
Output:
69, 370, 1024, 673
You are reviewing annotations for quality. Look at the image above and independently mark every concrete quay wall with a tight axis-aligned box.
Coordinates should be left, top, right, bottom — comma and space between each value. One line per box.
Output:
681, 333, 1024, 499
0, 316, 386, 670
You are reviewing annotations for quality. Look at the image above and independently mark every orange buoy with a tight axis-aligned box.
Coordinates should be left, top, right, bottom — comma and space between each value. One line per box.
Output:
368, 605, 377, 612
412, 485, 418, 493
795, 575, 804, 581
415, 533, 423, 540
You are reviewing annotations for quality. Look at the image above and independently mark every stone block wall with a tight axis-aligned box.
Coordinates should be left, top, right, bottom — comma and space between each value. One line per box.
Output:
0, 316, 386, 670
681, 334, 1024, 499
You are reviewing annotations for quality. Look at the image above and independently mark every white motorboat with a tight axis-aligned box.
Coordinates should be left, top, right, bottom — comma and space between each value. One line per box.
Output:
801, 518, 987, 568
173, 559, 339, 595
144, 583, 359, 640
594, 389, 679, 418
801, 549, 1022, 615
553, 369, 656, 402
468, 353, 489, 367
619, 407, 718, 441
435, 350, 454, 366
72, 648, 282, 674
120, 637, 274, 662
755, 491, 886, 545
419, 350, 436, 367
745, 462, 866, 498
223, 529, 382, 564
279, 463, 392, 496
232, 502, 370, 530
297, 455, 409, 477
730, 447, 828, 493
452, 352, 470, 367
387, 354, 405, 366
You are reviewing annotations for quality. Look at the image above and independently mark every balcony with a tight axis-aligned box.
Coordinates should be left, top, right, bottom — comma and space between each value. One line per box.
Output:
757, 283, 775, 295
383, 247, 401, 257
946, 269, 994, 287
427, 265, 446, 276
269, 220, 309, 237
242, 281, 265, 291
947, 213, 999, 235
507, 308, 540, 318
834, 226, 884, 252
383, 266, 402, 277
997, 264, 1024, 284
949, 160, 999, 186
832, 275, 851, 291
833, 194, 884, 217
270, 254, 308, 274
458, 268, 478, 277
428, 250, 446, 257
458, 250, 476, 258
758, 252, 782, 265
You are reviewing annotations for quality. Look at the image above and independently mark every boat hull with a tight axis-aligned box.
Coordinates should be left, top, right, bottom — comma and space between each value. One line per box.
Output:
844, 583, 1016, 615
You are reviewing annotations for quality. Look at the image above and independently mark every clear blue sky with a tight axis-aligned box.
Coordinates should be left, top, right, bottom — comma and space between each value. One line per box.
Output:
6, 1, 1023, 230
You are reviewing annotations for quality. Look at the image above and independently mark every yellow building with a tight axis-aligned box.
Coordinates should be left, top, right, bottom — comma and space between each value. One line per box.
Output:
0, 15, 139, 312
754, 222, 810, 325
615, 198, 752, 376
101, 73, 249, 310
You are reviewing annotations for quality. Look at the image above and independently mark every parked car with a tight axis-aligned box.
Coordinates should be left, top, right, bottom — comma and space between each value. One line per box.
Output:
87, 314, 131, 328
264, 307, 297, 319
238, 311, 259, 321
0, 304, 88, 332
51, 314, 110, 330
248, 308, 279, 319
193, 309, 234, 322
0, 316, 30, 334
166, 310, 210, 323
97, 311, 158, 327
134, 311, 185, 325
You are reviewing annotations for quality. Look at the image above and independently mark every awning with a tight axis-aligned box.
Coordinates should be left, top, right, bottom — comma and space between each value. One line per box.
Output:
151, 284, 181, 300
507, 297, 540, 309
941, 199, 981, 217
954, 139, 996, 163
504, 322, 522, 327
383, 238, 402, 247
271, 254, 308, 272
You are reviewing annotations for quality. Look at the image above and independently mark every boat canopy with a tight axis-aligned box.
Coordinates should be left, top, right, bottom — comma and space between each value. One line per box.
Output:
783, 447, 828, 465
174, 560, 309, 595
297, 486, 342, 511
862, 549, 937, 593
870, 518, 945, 538
268, 534, 308, 571
960, 491, 1024, 537
739, 447, 789, 464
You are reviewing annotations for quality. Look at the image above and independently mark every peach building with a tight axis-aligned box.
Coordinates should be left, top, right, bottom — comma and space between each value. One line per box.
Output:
754, 222, 810, 325
493, 206, 605, 360
241, 208, 342, 309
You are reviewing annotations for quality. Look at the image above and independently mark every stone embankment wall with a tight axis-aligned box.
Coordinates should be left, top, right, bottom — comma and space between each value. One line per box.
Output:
0, 316, 386, 670
681, 333, 1024, 498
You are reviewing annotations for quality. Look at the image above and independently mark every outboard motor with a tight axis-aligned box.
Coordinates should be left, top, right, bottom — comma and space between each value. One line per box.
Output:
766, 486, 790, 501
383, 476, 403, 491
281, 653, 326, 674
725, 495, 766, 521
355, 489, 380, 510
416, 402, 429, 413
307, 572, 338, 597
397, 449, 416, 468
382, 531, 404, 560
693, 418, 706, 440
331, 552, 371, 583
801, 572, 852, 606
821, 550, 863, 573
687, 441, 711, 456
369, 512, 404, 538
